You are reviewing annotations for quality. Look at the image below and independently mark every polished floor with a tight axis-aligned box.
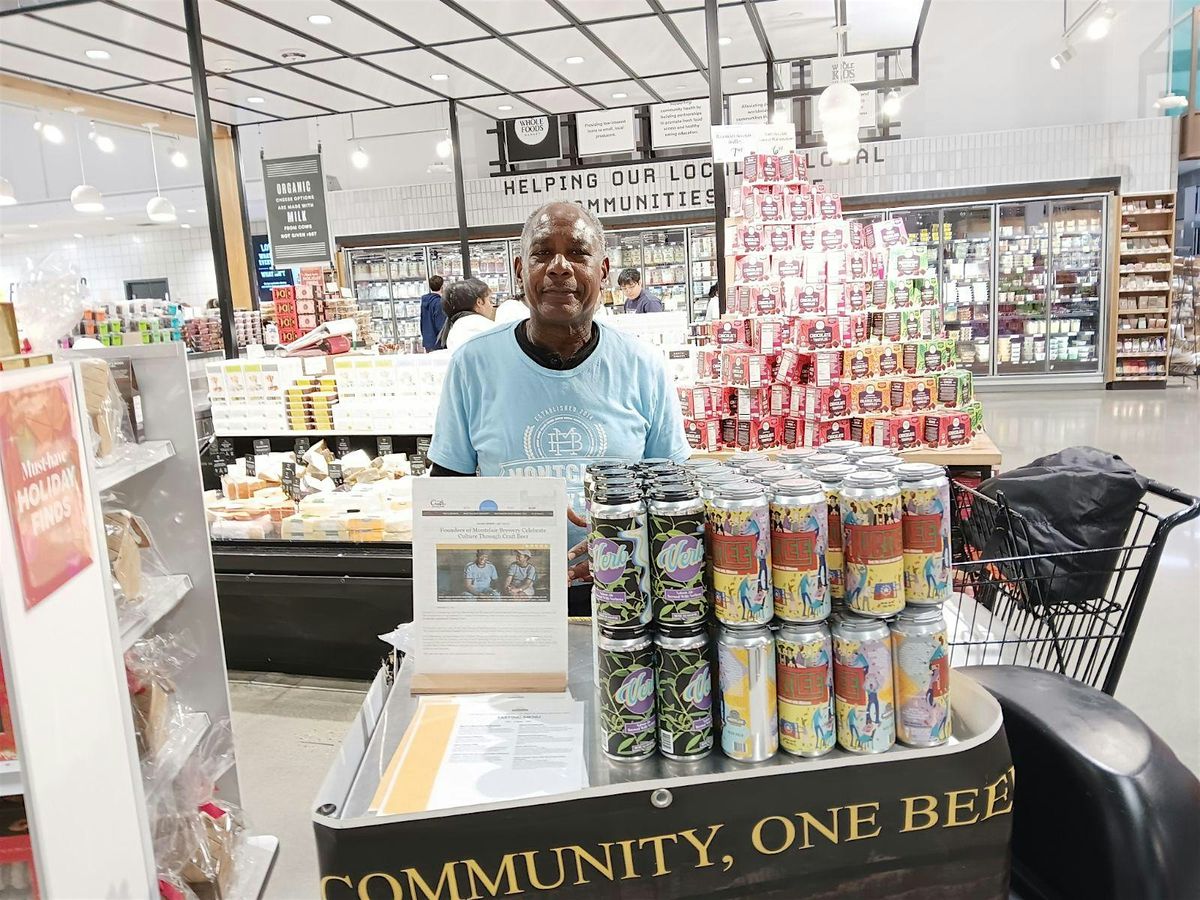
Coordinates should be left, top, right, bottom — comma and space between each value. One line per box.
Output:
231, 383, 1200, 900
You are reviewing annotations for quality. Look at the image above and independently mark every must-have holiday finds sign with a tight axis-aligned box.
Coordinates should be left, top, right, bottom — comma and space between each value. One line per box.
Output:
262, 154, 333, 267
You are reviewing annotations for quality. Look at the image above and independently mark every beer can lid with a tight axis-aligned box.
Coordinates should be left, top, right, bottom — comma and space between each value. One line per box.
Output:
811, 462, 857, 482
586, 461, 634, 475
805, 451, 846, 467
655, 622, 707, 639
896, 462, 947, 481
844, 445, 893, 462
718, 479, 765, 500
638, 457, 675, 468
776, 448, 818, 463
773, 476, 822, 496
599, 625, 651, 640
754, 467, 793, 485
822, 439, 863, 453
859, 454, 904, 470
844, 469, 898, 488
593, 477, 642, 503
896, 603, 946, 623
650, 479, 698, 501
740, 458, 779, 473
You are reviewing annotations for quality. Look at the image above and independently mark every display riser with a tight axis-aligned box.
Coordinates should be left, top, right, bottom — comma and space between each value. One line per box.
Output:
1106, 380, 1168, 390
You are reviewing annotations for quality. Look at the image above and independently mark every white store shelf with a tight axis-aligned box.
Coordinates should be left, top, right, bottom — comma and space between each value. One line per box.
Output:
0, 760, 22, 797
119, 573, 192, 650
144, 711, 210, 802
228, 835, 280, 900
96, 440, 175, 492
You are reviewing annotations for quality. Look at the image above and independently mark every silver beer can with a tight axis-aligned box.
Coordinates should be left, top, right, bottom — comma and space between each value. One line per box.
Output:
717, 623, 778, 761
831, 612, 896, 754
891, 605, 952, 747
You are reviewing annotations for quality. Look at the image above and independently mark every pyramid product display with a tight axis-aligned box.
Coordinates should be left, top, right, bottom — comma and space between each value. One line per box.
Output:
681, 153, 985, 453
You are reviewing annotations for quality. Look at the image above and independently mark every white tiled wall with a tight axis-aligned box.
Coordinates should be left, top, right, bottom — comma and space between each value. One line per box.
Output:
324, 118, 1179, 239
0, 227, 220, 305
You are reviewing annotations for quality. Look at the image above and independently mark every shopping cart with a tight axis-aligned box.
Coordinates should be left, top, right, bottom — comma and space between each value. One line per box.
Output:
946, 478, 1200, 695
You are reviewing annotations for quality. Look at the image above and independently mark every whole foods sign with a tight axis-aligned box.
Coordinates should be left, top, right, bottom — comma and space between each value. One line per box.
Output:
503, 116, 562, 162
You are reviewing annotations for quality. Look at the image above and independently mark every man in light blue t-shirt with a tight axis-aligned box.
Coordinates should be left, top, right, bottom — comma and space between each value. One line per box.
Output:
428, 201, 689, 603
463, 551, 499, 597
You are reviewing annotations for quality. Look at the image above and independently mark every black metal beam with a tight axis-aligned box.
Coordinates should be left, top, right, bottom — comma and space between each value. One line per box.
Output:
182, 0, 237, 359
448, 100, 471, 278
704, 0, 726, 314
645, 0, 709, 79
543, 0, 666, 103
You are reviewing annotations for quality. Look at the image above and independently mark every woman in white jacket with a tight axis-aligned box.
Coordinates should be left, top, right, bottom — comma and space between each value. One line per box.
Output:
436, 277, 498, 353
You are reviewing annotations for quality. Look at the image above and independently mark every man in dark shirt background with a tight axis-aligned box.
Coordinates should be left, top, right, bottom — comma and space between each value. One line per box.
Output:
617, 267, 663, 313
420, 275, 447, 351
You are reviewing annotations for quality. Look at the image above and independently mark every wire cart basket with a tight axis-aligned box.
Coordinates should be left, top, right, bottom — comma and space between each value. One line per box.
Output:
947, 479, 1200, 695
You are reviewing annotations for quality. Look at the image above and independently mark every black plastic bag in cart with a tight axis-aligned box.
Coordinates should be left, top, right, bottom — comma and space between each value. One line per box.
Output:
975, 447, 1148, 606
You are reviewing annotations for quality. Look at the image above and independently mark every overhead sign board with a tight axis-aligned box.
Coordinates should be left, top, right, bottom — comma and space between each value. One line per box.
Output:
650, 99, 710, 149
729, 92, 769, 124
503, 115, 562, 162
811, 52, 878, 88
575, 108, 637, 156
261, 154, 333, 267
711, 123, 797, 163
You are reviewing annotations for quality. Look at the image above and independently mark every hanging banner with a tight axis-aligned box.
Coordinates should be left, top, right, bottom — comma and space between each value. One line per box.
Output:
650, 99, 711, 149
712, 123, 797, 163
811, 52, 878, 88
729, 92, 769, 124
262, 154, 333, 267
575, 108, 637, 156
504, 116, 562, 162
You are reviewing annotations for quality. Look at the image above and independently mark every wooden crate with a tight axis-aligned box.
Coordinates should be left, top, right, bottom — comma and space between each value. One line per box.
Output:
0, 353, 53, 371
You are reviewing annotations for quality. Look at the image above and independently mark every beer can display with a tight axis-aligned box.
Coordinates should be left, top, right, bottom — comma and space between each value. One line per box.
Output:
897, 462, 953, 605
858, 454, 904, 472
840, 470, 906, 618
707, 481, 773, 625
654, 626, 714, 760
769, 477, 829, 622
717, 624, 778, 761
801, 451, 846, 475
892, 605, 952, 747
728, 451, 768, 472
843, 445, 894, 465
776, 622, 836, 757
753, 467, 794, 490
598, 628, 657, 761
648, 482, 708, 626
831, 613, 896, 754
584, 462, 634, 505
589, 480, 651, 630
822, 439, 862, 454
811, 463, 856, 601
776, 448, 818, 470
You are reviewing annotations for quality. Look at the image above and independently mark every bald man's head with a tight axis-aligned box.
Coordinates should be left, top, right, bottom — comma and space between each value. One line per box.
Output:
513, 201, 610, 329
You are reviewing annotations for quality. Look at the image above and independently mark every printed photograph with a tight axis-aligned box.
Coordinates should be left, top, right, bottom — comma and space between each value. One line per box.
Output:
435, 545, 551, 602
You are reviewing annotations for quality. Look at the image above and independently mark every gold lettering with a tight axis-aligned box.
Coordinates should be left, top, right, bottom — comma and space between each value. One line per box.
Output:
945, 788, 981, 827
637, 833, 679, 877
405, 864, 463, 900
678, 825, 723, 868
358, 872, 404, 900
900, 795, 940, 832
615, 839, 639, 880
795, 809, 840, 848
463, 856, 521, 897
567, 843, 615, 885
983, 767, 1015, 820
751, 816, 795, 854
520, 849, 567, 891
320, 874, 353, 900
845, 802, 882, 841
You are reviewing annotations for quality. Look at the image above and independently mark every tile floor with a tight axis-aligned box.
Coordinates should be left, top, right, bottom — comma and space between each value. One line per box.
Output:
231, 383, 1200, 899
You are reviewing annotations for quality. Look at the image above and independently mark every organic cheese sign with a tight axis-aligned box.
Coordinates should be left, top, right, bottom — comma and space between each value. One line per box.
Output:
262, 154, 334, 267
0, 373, 94, 609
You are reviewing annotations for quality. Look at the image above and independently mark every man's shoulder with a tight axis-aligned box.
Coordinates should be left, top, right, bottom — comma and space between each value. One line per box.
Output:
598, 323, 664, 367
449, 321, 520, 365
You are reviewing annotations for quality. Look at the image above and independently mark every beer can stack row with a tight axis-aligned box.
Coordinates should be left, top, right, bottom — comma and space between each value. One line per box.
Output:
587, 441, 953, 765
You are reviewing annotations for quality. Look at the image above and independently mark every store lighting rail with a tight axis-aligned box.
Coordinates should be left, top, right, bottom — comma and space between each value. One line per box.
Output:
0, 760, 22, 798
95, 440, 175, 492
119, 573, 193, 651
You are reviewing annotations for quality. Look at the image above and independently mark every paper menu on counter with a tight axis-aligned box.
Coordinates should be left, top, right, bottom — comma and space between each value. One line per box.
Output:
370, 694, 586, 816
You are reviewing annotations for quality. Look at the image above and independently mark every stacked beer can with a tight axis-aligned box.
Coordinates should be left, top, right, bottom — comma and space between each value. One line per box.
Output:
588, 442, 953, 764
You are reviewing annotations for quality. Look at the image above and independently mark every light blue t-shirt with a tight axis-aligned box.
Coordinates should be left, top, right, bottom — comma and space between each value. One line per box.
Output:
464, 561, 498, 591
428, 321, 689, 541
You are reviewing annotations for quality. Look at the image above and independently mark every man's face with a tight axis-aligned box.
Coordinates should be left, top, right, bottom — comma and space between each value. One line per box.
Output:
621, 280, 641, 301
476, 553, 487, 565
514, 203, 609, 327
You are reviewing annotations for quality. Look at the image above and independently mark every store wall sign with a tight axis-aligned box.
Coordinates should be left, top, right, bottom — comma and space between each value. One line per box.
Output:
575, 108, 637, 156
729, 92, 769, 124
651, 99, 711, 149
504, 116, 563, 162
811, 53, 878, 88
712, 123, 796, 163
262, 154, 334, 267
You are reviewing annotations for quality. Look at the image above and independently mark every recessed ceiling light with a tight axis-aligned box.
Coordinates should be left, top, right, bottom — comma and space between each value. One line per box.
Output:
565, 56, 584, 64
612, 92, 627, 99
73, 233, 83, 239
247, 96, 265, 104
431, 73, 450, 81
27, 223, 37, 229
187, 208, 196, 213
498, 104, 512, 111
307, 14, 332, 25
85, 49, 111, 60
718, 37, 732, 46
736, 76, 754, 84
180, 223, 192, 229
104, 216, 114, 221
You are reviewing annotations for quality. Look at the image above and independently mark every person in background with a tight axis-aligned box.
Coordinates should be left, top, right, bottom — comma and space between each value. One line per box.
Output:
617, 267, 663, 313
436, 277, 497, 352
419, 275, 447, 351
703, 283, 720, 321
495, 286, 531, 324
504, 549, 537, 598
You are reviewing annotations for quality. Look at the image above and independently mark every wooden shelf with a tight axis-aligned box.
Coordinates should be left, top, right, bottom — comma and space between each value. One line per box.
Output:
1112, 375, 1168, 381
1107, 194, 1175, 384
1115, 328, 1168, 335
1121, 209, 1173, 216
1119, 230, 1173, 237
1116, 308, 1168, 315
1119, 288, 1168, 294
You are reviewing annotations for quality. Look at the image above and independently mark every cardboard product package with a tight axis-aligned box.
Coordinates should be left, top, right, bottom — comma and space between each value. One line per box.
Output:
872, 218, 909, 249
789, 283, 825, 316
735, 254, 772, 282
78, 357, 134, 460
750, 282, 784, 316
684, 418, 720, 452
806, 415, 853, 448
772, 252, 804, 281
844, 346, 878, 380
736, 416, 780, 451
849, 379, 890, 416
815, 219, 849, 252
780, 415, 804, 449
874, 415, 924, 450
923, 411, 973, 448
816, 192, 843, 221
743, 153, 781, 183
103, 509, 154, 602
765, 224, 795, 253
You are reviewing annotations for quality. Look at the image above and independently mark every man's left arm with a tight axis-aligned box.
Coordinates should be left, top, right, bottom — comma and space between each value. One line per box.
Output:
644, 292, 664, 313
643, 357, 689, 462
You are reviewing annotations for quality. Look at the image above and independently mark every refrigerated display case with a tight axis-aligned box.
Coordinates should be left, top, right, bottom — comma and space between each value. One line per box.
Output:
641, 228, 689, 313
469, 240, 514, 302
1049, 199, 1104, 373
996, 202, 1051, 375
941, 206, 993, 376
689, 225, 717, 322
345, 246, 427, 350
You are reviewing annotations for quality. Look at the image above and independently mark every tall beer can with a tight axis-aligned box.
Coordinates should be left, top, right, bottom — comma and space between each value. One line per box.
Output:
896, 462, 953, 605
892, 605, 952, 747
831, 612, 896, 754
776, 621, 836, 757
654, 625, 714, 760
589, 479, 651, 630
717, 623, 778, 761
840, 470, 906, 617
707, 481, 773, 625
597, 628, 657, 761
769, 477, 829, 622
811, 463, 856, 604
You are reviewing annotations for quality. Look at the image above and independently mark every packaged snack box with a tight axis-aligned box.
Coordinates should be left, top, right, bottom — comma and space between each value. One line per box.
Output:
781, 416, 804, 449
735, 254, 771, 282
735, 225, 766, 254
922, 411, 973, 448
784, 185, 814, 222
773, 253, 804, 280
888, 245, 930, 279
937, 368, 974, 408
845, 346, 877, 380
736, 416, 780, 451
915, 277, 940, 307
726, 353, 773, 388
774, 347, 802, 384
714, 320, 747, 346
850, 379, 890, 415
752, 319, 784, 356
769, 383, 791, 417
877, 344, 902, 377
839, 311, 870, 345
806, 383, 851, 418
846, 281, 871, 312
872, 218, 908, 248
850, 414, 889, 445
751, 282, 783, 315
825, 251, 848, 283
848, 219, 869, 249
963, 398, 985, 433
875, 415, 923, 450
797, 316, 841, 350
744, 153, 780, 183
816, 220, 849, 251
778, 152, 808, 183
720, 417, 738, 447
766, 224, 794, 252
678, 386, 713, 418
795, 222, 818, 251
817, 193, 843, 220
732, 386, 772, 419
887, 280, 916, 308
684, 418, 721, 452
789, 284, 825, 315
806, 416, 853, 447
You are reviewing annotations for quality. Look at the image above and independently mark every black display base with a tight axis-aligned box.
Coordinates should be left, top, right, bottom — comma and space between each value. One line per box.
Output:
213, 540, 413, 679
1106, 380, 1167, 390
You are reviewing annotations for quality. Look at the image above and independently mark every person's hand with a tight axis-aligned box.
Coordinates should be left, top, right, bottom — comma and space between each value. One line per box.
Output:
567, 507, 591, 584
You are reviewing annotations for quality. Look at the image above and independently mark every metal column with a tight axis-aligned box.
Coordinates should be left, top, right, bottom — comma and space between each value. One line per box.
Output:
448, 100, 472, 278
182, 0, 237, 358
704, 0, 726, 312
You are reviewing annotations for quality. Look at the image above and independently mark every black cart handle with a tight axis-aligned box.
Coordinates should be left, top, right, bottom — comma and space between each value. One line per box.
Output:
1144, 479, 1200, 524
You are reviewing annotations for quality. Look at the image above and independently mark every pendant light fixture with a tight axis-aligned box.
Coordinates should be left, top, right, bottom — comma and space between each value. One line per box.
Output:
68, 108, 103, 213
817, 12, 860, 162
144, 124, 176, 223
348, 112, 369, 169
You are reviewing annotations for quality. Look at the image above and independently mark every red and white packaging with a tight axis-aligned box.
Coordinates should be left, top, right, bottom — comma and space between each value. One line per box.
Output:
774, 347, 803, 384
737, 416, 780, 451
751, 318, 785, 356
720, 417, 738, 447
751, 283, 783, 315
842, 311, 870, 345
874, 415, 924, 450
744, 153, 780, 183
825, 251, 848, 283
773, 253, 804, 280
848, 219, 868, 249
806, 416, 853, 448
734, 225, 766, 254
796, 316, 841, 350
778, 152, 808, 183
684, 417, 721, 451
769, 383, 791, 417
713, 320, 747, 346
765, 224, 794, 253
780, 415, 804, 449
713, 386, 734, 417
806, 383, 852, 418
788, 284, 825, 315
815, 220, 849, 251
872, 217, 909, 248
678, 385, 713, 418
735, 254, 771, 282
726, 352, 773, 388
799, 251, 828, 283
922, 411, 973, 448
784, 185, 814, 222
846, 249, 870, 280
846, 281, 870, 312
298, 314, 319, 331
805, 349, 844, 386
850, 415, 890, 445
795, 222, 818, 252
824, 282, 847, 315
728, 284, 754, 316
889, 377, 936, 412
816, 192, 843, 220
753, 187, 785, 223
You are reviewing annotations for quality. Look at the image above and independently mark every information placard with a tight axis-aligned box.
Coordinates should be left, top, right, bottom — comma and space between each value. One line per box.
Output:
729, 92, 769, 124
503, 116, 562, 162
262, 154, 333, 267
811, 52, 877, 88
712, 123, 797, 163
650, 99, 711, 149
576, 108, 637, 156
411, 477, 567, 693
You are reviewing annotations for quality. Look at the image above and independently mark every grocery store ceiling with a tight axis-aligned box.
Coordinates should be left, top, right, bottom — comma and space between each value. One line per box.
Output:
0, 0, 927, 124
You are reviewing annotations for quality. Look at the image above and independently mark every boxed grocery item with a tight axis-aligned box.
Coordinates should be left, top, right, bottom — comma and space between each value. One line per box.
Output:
850, 414, 889, 444
725, 352, 772, 388
844, 346, 877, 379
890, 376, 937, 412
877, 344, 902, 377
720, 417, 737, 447
963, 398, 985, 432
872, 218, 908, 248
849, 379, 890, 415
816, 193, 843, 220
735, 254, 771, 282
774, 347, 802, 384
888, 279, 915, 308
743, 153, 780, 183
769, 383, 791, 417
789, 284, 825, 315
780, 415, 804, 448
733, 225, 766, 254
777, 152, 807, 183
713, 320, 747, 346
888, 245, 929, 279
825, 251, 848, 283
795, 316, 841, 350
750, 283, 783, 315
806, 383, 851, 418
750, 319, 784, 356
846, 281, 870, 311
806, 415, 853, 447
684, 417, 720, 451
937, 368, 974, 408
874, 415, 924, 450
772, 253, 803, 280
922, 411, 973, 448
795, 222, 817, 251
848, 220, 869, 250
783, 184, 813, 221
736, 416, 779, 451
815, 220, 849, 251
678, 385, 713, 418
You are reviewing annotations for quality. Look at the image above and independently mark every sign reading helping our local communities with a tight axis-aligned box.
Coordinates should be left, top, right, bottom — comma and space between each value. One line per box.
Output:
262, 154, 333, 267
504, 116, 563, 162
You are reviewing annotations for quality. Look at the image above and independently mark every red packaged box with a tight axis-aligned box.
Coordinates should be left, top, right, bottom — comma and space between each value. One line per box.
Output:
846, 281, 870, 311
874, 415, 923, 450
737, 416, 780, 451
734, 225, 766, 254
804, 349, 844, 386
846, 249, 870, 280
850, 415, 889, 445
769, 383, 791, 417
751, 319, 784, 356
735, 254, 771, 282
272, 286, 296, 303
298, 314, 319, 331
684, 418, 720, 451
872, 217, 909, 248
296, 298, 317, 315
744, 153, 780, 183
728, 284, 754, 316
275, 314, 299, 329
850, 379, 890, 415
789, 284, 825, 315
816, 192, 843, 220
923, 411, 973, 448
849, 219, 868, 249
274, 298, 297, 315
784, 184, 814, 222
774, 347, 802, 384
279, 328, 301, 343
765, 224, 794, 253
697, 349, 722, 379
796, 316, 841, 350
825, 282, 847, 315
795, 223, 818, 252
720, 417, 738, 447
726, 353, 773, 388
845, 347, 876, 380
752, 187, 784, 222
806, 416, 853, 448
841, 311, 869, 345
295, 283, 315, 300
750, 283, 783, 315
806, 383, 852, 418
825, 251, 848, 283
878, 344, 902, 377
732, 386, 771, 420
678, 385, 712, 418
778, 152, 807, 183
815, 220, 849, 251
713, 320, 747, 346
781, 415, 804, 448
801, 251, 828, 283
773, 253, 804, 280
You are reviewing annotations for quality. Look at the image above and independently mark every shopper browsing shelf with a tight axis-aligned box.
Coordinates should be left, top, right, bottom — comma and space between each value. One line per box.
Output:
617, 267, 664, 313
419, 275, 447, 351
436, 277, 498, 352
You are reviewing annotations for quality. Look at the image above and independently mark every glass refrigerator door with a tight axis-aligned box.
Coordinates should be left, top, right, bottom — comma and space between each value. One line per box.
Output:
940, 206, 993, 376
470, 240, 513, 304
388, 247, 426, 346
605, 230, 643, 312
688, 224, 717, 322
640, 228, 689, 313
995, 202, 1051, 375
891, 207, 943, 272
348, 250, 396, 344
1048, 199, 1104, 373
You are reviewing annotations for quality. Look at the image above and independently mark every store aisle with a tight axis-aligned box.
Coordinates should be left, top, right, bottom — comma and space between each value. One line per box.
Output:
230, 383, 1198, 897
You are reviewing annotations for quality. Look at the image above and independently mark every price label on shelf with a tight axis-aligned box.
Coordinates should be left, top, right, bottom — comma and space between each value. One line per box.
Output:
294, 436, 311, 457
335, 437, 352, 458
410, 455, 427, 476
212, 456, 228, 478
329, 461, 344, 486
282, 461, 296, 500
377, 436, 393, 455
217, 438, 236, 459
245, 454, 256, 477
253, 438, 271, 456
